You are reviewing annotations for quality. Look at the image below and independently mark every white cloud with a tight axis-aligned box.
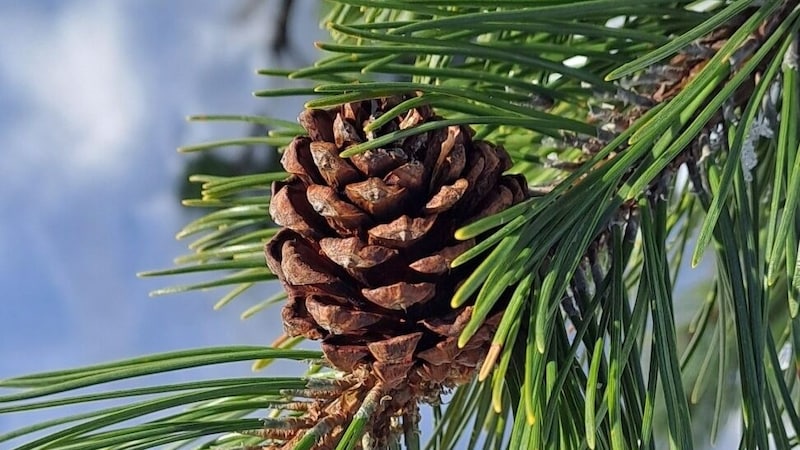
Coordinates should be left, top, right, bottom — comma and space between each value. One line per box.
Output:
0, 2, 144, 198
0, 1, 151, 365
0, 0, 309, 372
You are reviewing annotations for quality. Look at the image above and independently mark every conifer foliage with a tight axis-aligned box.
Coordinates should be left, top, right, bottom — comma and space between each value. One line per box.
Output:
3, 1, 800, 449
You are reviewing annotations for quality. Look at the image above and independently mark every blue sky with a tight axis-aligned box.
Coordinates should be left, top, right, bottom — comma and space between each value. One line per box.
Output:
0, 0, 322, 436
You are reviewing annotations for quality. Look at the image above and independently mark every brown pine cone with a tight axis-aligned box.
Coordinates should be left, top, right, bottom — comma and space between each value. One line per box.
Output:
264, 96, 527, 445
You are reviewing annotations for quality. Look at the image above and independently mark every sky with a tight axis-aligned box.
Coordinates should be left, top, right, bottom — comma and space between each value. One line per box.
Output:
0, 0, 322, 438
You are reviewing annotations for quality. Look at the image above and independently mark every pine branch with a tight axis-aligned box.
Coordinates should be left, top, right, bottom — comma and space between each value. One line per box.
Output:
5, 1, 800, 449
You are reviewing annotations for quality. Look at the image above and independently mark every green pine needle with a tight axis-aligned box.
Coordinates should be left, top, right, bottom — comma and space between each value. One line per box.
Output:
9, 2, 800, 449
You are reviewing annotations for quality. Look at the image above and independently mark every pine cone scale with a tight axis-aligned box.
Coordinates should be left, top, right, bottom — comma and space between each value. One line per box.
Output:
367, 215, 435, 248
344, 177, 407, 217
319, 237, 397, 269
360, 282, 436, 310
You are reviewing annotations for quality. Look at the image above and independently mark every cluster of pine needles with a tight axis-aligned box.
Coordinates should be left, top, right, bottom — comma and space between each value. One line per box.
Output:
3, 1, 800, 449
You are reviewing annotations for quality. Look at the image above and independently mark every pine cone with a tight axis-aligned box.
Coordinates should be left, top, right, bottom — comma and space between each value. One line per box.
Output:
264, 96, 527, 445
